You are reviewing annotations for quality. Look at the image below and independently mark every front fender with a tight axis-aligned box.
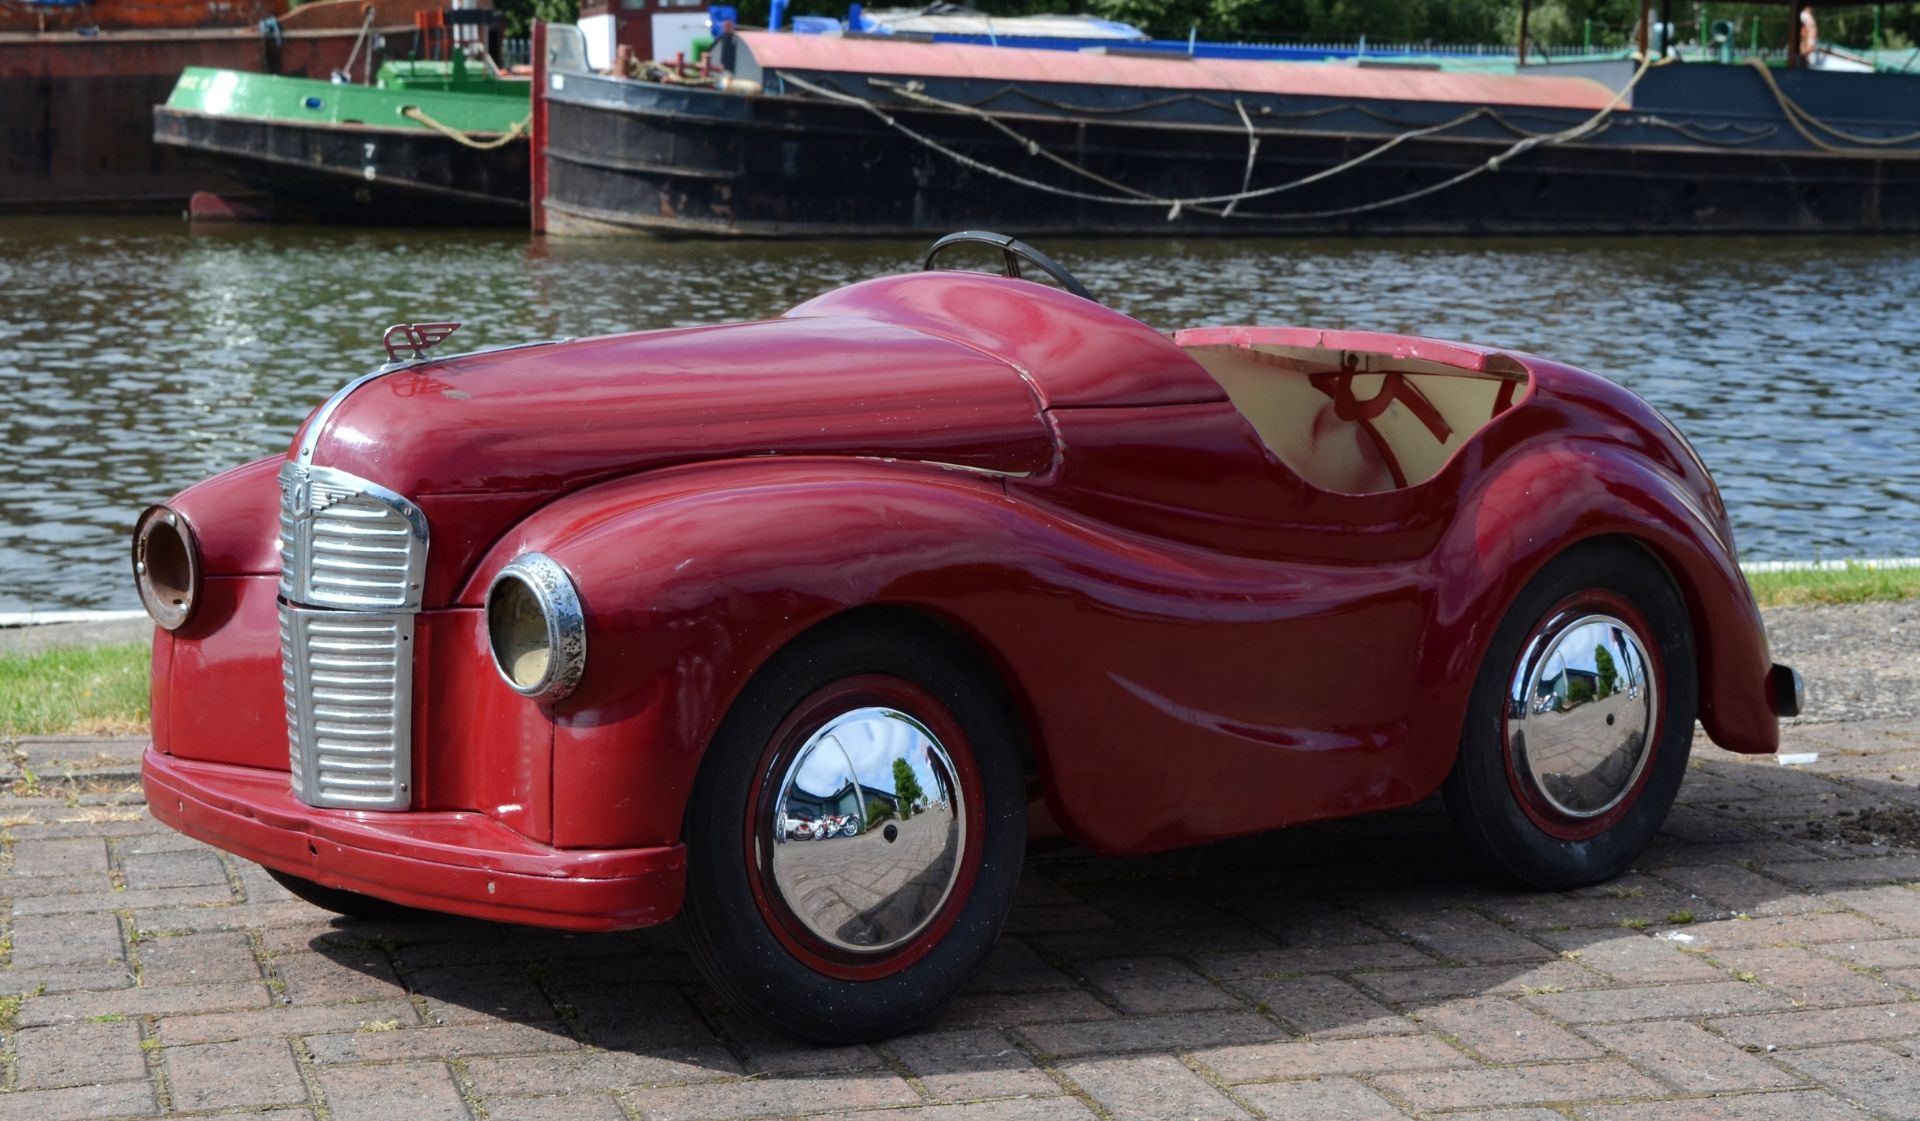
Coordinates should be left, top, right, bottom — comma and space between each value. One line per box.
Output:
165, 455, 283, 578
459, 458, 1037, 849
1438, 436, 1776, 759
150, 456, 286, 768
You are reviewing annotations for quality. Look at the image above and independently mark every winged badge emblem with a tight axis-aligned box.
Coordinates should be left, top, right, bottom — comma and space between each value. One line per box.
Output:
382, 321, 462, 363
279, 465, 353, 525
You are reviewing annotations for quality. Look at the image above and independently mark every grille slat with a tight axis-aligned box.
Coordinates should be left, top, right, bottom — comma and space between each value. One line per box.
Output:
278, 460, 424, 813
279, 462, 426, 612
281, 603, 413, 810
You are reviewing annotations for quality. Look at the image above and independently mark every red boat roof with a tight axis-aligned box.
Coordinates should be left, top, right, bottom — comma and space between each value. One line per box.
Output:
736, 32, 1616, 111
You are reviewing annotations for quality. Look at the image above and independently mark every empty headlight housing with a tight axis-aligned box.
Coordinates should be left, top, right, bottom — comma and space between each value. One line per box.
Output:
486, 553, 586, 702
132, 505, 200, 631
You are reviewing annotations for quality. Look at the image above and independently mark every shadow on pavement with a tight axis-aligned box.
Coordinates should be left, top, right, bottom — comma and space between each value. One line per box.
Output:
298, 726, 1920, 1083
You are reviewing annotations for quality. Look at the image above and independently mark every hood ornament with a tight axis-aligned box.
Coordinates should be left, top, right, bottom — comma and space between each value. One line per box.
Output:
382, 321, 461, 364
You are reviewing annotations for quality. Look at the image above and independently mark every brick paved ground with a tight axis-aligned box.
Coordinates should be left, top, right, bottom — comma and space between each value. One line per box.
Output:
0, 720, 1917, 1120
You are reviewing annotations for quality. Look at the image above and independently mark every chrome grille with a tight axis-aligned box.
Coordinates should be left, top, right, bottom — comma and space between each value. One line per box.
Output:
280, 605, 414, 808
278, 462, 428, 611
277, 459, 427, 812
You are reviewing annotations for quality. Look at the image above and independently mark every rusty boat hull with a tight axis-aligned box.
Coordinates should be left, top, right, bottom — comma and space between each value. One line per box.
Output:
2, 0, 452, 214
533, 30, 1920, 238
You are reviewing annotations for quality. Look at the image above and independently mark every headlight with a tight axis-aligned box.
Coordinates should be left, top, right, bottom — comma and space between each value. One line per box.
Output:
486, 553, 586, 702
132, 505, 200, 631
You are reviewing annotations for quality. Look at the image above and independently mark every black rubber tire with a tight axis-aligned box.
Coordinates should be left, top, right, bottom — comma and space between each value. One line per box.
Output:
263, 867, 419, 920
1443, 540, 1697, 890
679, 618, 1027, 1043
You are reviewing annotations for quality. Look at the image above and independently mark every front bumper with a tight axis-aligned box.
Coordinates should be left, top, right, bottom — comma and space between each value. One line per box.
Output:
143, 745, 685, 931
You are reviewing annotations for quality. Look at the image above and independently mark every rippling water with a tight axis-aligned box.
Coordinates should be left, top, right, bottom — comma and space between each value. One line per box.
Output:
3, 216, 1916, 611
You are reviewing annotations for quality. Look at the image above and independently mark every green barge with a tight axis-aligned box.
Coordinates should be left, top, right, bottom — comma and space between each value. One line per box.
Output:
154, 59, 530, 226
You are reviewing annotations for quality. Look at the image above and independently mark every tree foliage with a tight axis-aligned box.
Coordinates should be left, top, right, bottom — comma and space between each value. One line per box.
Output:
1593, 645, 1619, 699
891, 757, 926, 819
497, 0, 579, 38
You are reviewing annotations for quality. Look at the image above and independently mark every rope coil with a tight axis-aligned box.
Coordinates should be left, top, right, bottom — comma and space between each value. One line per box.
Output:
400, 105, 530, 150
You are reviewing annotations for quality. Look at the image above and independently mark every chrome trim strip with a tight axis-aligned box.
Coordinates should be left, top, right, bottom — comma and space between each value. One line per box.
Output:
295, 369, 387, 468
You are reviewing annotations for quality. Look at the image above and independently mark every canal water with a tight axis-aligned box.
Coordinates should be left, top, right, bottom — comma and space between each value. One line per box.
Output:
2, 216, 1916, 612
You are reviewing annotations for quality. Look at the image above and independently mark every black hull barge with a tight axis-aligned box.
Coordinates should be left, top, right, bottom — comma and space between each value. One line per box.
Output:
153, 64, 530, 226
157, 109, 529, 225
530, 28, 1920, 238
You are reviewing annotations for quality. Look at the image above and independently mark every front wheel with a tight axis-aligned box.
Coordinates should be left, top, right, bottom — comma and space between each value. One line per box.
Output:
679, 620, 1027, 1043
1444, 540, 1697, 890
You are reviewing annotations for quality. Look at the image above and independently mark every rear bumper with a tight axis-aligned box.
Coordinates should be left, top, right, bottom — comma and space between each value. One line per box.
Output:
143, 746, 684, 931
1771, 663, 1804, 719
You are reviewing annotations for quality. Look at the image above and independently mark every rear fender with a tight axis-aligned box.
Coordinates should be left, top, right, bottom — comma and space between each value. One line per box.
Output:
1437, 438, 1776, 761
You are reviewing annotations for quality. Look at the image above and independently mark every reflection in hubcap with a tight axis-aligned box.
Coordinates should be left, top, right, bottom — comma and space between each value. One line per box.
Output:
1507, 612, 1657, 821
763, 707, 966, 955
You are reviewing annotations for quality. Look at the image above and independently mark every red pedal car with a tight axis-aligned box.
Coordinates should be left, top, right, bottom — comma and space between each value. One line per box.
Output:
135, 233, 1800, 1042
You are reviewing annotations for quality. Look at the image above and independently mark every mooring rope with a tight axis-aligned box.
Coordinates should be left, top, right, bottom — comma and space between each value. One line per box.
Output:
1636, 115, 1778, 146
331, 7, 376, 85
1744, 58, 1920, 155
400, 105, 530, 149
900, 76, 1764, 150
877, 75, 1540, 210
1223, 99, 1259, 216
781, 53, 1666, 221
861, 75, 1536, 213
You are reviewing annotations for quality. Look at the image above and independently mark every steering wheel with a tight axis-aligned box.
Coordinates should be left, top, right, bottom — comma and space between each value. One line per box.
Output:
922, 231, 1095, 302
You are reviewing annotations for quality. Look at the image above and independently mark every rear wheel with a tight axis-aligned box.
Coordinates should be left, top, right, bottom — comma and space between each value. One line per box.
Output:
679, 619, 1026, 1043
263, 867, 417, 920
1444, 540, 1696, 889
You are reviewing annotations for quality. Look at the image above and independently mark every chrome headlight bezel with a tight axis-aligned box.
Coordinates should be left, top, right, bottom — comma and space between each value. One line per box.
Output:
132, 505, 201, 631
485, 552, 586, 702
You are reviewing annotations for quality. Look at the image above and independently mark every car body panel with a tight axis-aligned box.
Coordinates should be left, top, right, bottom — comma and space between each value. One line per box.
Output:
144, 270, 1782, 921
300, 312, 1056, 499
145, 748, 682, 930
788, 273, 1226, 408
291, 307, 1059, 607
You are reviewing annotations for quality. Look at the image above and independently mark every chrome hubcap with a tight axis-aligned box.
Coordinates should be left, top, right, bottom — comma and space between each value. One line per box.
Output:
1506, 612, 1658, 820
763, 707, 967, 955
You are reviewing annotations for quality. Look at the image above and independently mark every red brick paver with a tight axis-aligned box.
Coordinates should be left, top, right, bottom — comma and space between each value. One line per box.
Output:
0, 719, 1915, 1119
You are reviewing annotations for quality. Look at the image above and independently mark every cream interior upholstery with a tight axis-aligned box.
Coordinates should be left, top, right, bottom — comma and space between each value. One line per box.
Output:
1181, 343, 1523, 495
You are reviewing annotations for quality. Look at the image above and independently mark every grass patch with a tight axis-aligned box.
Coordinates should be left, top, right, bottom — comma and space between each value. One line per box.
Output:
0, 642, 149, 738
1746, 563, 1920, 608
